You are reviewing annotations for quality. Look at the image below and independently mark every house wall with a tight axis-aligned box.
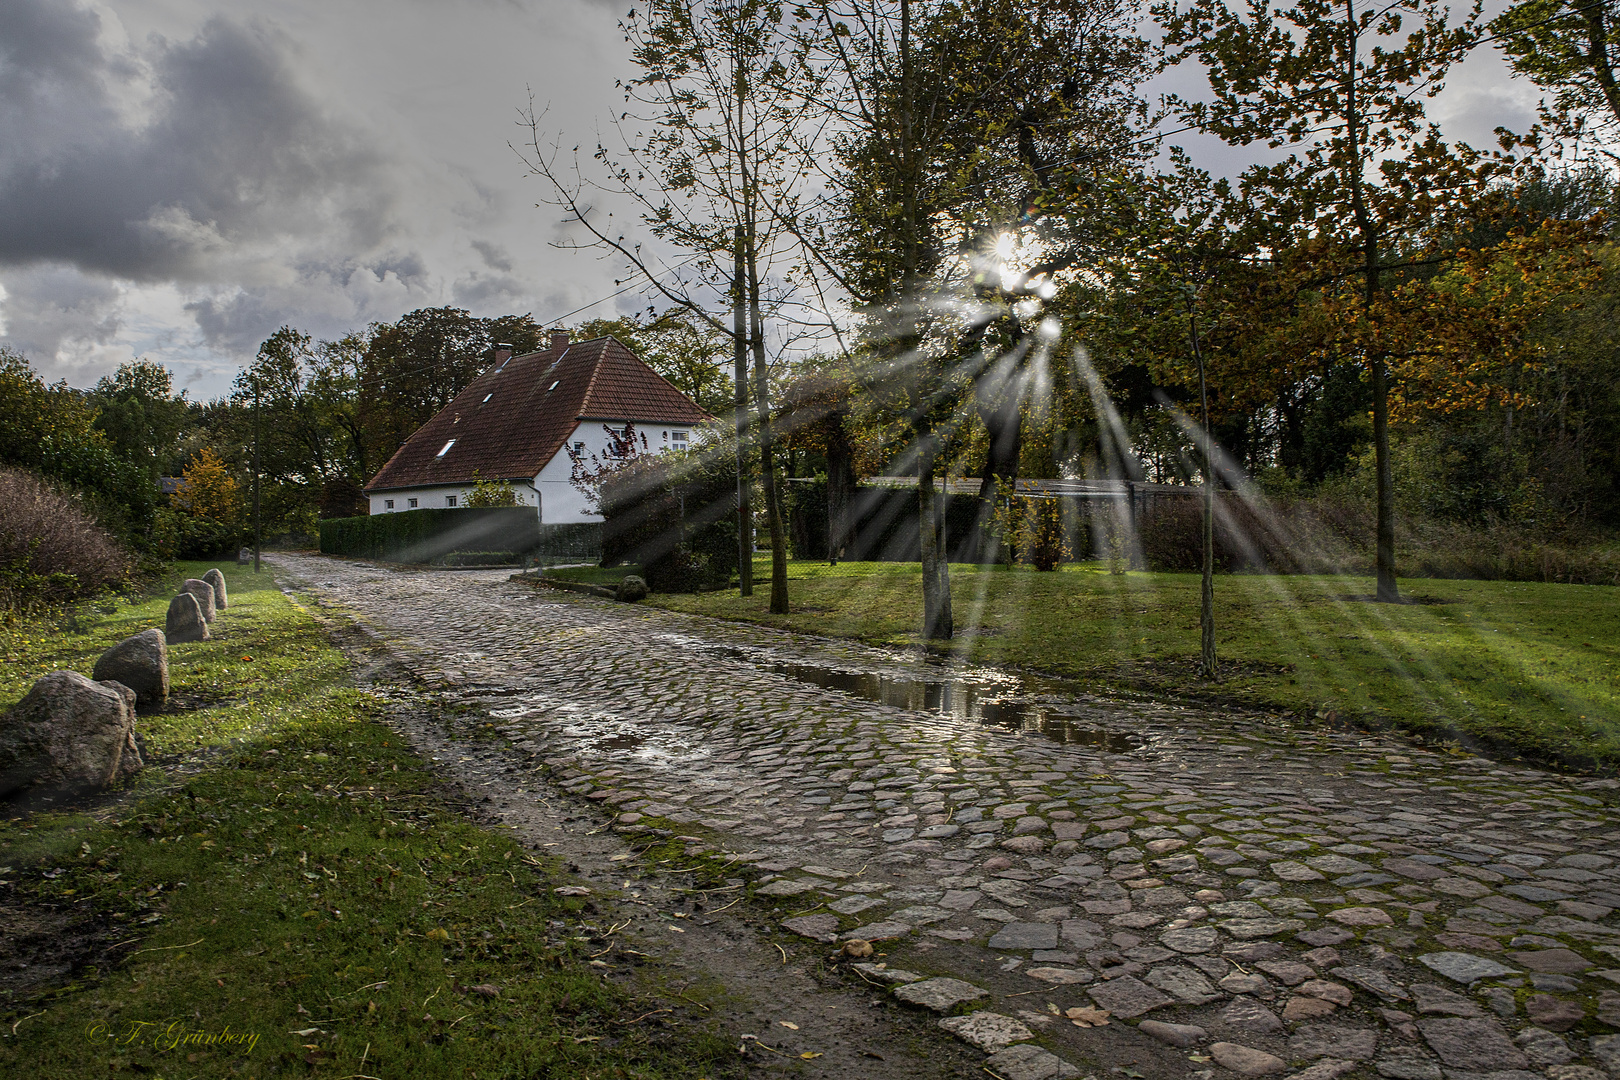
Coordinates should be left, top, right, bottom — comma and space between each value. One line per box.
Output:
367, 484, 538, 516
369, 419, 698, 524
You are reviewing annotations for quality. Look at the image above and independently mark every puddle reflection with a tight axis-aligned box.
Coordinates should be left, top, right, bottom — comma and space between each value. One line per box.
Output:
758, 658, 1142, 753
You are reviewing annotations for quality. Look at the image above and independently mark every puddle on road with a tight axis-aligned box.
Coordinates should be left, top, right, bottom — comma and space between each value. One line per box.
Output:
728, 650, 1144, 753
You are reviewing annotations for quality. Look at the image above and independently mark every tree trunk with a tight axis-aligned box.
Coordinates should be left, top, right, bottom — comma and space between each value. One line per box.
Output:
826, 418, 855, 563
733, 225, 753, 596
1372, 357, 1398, 602
918, 435, 953, 639
747, 222, 790, 614
1187, 295, 1218, 680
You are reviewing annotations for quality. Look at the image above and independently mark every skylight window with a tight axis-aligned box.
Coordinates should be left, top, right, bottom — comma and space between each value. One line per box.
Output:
482, 393, 492, 403
436, 439, 456, 458
547, 381, 559, 392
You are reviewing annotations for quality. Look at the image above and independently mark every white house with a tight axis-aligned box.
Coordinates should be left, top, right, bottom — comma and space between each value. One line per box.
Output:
363, 330, 710, 523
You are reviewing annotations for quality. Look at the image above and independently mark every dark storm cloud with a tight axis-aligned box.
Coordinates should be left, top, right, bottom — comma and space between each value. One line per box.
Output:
0, 0, 396, 281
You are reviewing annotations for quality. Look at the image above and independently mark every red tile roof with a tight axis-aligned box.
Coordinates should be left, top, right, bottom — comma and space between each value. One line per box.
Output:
364, 335, 710, 493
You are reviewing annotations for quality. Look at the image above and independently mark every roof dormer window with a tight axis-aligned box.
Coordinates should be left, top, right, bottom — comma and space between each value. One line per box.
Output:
436, 439, 456, 458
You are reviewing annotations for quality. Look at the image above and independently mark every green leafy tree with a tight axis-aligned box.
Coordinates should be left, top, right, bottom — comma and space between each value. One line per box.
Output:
1492, 0, 1620, 147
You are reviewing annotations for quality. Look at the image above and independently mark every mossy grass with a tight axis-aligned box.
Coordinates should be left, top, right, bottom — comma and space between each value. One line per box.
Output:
639, 559, 1620, 773
0, 562, 737, 1078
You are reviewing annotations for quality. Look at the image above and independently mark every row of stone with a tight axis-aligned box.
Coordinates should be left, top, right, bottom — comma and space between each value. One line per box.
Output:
0, 569, 229, 798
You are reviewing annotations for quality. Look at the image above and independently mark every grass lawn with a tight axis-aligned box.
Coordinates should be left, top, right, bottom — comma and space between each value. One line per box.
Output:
550, 559, 1620, 772
0, 562, 735, 1079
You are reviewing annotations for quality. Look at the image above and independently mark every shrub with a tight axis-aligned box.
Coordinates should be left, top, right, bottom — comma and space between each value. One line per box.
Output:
598, 446, 736, 593
0, 468, 128, 613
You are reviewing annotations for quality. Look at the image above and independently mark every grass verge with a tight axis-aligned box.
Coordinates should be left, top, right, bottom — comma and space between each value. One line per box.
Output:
1, 561, 736, 1079
551, 558, 1620, 772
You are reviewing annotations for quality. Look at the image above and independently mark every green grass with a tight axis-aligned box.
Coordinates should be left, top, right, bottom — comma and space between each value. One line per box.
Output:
543, 564, 644, 587
640, 558, 1620, 772
0, 563, 736, 1079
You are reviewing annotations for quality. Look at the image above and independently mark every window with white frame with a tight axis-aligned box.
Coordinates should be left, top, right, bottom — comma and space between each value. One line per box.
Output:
408, 497, 418, 508
671, 430, 688, 445
385, 499, 394, 509
435, 439, 456, 458
445, 495, 457, 507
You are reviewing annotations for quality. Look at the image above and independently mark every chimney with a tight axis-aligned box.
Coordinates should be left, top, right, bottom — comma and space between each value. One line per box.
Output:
550, 327, 570, 352
492, 343, 513, 366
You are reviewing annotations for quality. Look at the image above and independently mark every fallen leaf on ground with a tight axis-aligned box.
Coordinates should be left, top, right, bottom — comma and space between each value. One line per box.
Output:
800, 1052, 822, 1059
779, 1021, 799, 1029
468, 984, 500, 998
1066, 1006, 1111, 1027
840, 939, 873, 958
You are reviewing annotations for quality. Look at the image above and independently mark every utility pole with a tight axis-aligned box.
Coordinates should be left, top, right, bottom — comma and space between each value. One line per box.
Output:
252, 374, 262, 574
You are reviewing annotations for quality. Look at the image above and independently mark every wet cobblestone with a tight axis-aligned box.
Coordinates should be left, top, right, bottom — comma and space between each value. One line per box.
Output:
274, 555, 1620, 1079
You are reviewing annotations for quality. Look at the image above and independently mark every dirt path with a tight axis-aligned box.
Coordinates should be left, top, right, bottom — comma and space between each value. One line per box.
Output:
274, 553, 1620, 1080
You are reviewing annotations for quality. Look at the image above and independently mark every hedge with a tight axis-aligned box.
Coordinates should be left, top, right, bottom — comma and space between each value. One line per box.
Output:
319, 507, 571, 563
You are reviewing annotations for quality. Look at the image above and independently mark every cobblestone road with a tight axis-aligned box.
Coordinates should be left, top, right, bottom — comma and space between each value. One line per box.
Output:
275, 554, 1620, 1080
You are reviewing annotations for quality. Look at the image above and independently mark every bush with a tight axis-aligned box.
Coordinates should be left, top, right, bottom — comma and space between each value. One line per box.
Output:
598, 447, 736, 593
0, 468, 128, 613
1137, 493, 1359, 575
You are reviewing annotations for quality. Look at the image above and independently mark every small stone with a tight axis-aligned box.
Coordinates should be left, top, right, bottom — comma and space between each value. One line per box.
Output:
165, 591, 209, 643
989, 923, 1060, 951
1289, 1023, 1378, 1060
1272, 861, 1326, 882
938, 1011, 1033, 1051
1001, 835, 1048, 854
1298, 980, 1354, 1006
780, 914, 839, 942
1027, 967, 1093, 985
1138, 1019, 1207, 1047
1297, 927, 1356, 947
982, 1044, 1082, 1080
1221, 997, 1284, 1034
1506, 948, 1591, 974
1208, 1041, 1286, 1076
1144, 964, 1220, 1004
202, 567, 229, 609
850, 963, 925, 984
1331, 966, 1410, 1002
756, 878, 823, 897
1383, 858, 1448, 882
1220, 972, 1272, 996
1290, 1059, 1358, 1080
1515, 1025, 1575, 1066
1543, 1067, 1607, 1080
1219, 918, 1305, 940
1408, 983, 1480, 1017
1085, 974, 1173, 1018
1012, 815, 1049, 836
1416, 1017, 1529, 1070
1373, 1056, 1442, 1080
829, 895, 884, 915
1307, 855, 1375, 874
919, 824, 960, 839
91, 629, 169, 711
1416, 952, 1518, 984
180, 578, 217, 622
843, 920, 909, 941
894, 977, 988, 1012
1327, 906, 1393, 926
1256, 960, 1315, 986
1284, 994, 1338, 1020
1523, 994, 1584, 1032
1225, 941, 1286, 962
1161, 926, 1219, 954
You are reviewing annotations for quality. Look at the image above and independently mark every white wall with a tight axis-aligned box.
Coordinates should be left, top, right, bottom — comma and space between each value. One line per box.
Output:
367, 484, 538, 516
369, 419, 696, 523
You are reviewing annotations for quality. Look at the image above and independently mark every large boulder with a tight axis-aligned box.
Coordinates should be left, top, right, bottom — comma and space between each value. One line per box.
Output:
180, 579, 217, 622
616, 575, 649, 603
0, 671, 142, 797
91, 629, 168, 711
202, 568, 228, 610
166, 592, 209, 643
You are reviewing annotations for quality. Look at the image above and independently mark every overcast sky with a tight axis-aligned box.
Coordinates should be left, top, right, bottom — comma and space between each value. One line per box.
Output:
0, 0, 1542, 400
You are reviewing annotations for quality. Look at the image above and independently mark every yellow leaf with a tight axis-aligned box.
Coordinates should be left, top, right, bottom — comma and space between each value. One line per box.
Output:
800, 1052, 822, 1059
779, 1021, 799, 1030
426, 928, 450, 942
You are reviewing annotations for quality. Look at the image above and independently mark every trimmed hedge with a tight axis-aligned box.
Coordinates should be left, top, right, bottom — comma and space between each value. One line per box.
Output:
786, 480, 989, 562
320, 507, 547, 563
